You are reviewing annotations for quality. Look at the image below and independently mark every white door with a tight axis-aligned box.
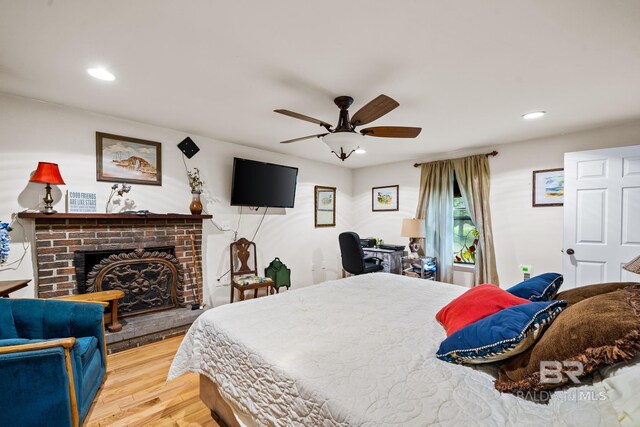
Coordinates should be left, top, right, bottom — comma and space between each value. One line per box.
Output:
563, 145, 640, 289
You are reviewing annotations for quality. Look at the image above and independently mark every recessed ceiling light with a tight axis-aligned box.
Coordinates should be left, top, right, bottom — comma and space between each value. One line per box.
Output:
355, 148, 367, 154
87, 67, 115, 81
522, 111, 545, 120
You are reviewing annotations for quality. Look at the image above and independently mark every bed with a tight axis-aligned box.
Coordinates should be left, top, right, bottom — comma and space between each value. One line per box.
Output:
168, 273, 623, 426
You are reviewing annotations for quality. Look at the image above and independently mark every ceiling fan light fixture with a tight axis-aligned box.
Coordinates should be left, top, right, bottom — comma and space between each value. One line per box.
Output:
322, 132, 363, 161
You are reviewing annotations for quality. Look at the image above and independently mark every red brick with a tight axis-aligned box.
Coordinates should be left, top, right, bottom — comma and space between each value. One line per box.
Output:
37, 254, 55, 263
38, 276, 70, 285
56, 267, 76, 275
53, 239, 82, 247
36, 240, 52, 248
68, 231, 96, 238
38, 246, 68, 254
36, 232, 67, 240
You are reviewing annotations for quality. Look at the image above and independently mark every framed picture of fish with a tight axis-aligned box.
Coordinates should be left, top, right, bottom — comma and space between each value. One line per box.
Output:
314, 185, 336, 227
96, 132, 162, 186
532, 168, 564, 207
372, 185, 399, 212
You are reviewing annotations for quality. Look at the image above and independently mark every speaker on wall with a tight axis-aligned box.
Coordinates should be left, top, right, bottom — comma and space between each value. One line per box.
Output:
178, 137, 200, 159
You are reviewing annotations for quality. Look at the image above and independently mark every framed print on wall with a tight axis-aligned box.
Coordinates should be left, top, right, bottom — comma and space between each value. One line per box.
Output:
372, 185, 399, 212
532, 168, 564, 207
314, 185, 336, 227
96, 132, 162, 186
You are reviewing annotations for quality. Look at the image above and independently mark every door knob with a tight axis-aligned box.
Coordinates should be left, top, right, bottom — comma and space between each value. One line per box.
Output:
566, 248, 575, 255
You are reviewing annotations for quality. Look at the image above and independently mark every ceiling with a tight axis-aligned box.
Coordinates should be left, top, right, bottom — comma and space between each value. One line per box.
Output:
1, 1, 639, 168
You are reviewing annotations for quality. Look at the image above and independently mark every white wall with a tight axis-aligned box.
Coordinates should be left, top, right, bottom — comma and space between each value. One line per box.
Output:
0, 93, 353, 305
353, 120, 640, 287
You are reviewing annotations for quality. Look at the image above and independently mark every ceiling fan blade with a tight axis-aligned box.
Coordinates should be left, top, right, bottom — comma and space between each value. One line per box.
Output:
274, 109, 333, 129
360, 126, 422, 138
279, 133, 328, 144
350, 95, 399, 126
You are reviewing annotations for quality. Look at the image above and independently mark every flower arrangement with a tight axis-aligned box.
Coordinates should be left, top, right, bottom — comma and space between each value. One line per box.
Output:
0, 220, 12, 264
187, 168, 204, 193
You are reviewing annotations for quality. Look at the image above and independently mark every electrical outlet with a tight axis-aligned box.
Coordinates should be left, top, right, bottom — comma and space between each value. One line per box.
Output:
519, 264, 533, 280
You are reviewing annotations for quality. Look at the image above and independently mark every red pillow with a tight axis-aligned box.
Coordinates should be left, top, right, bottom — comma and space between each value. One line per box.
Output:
436, 284, 530, 336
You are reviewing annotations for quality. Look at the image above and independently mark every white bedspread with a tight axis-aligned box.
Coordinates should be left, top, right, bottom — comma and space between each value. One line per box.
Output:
168, 273, 619, 426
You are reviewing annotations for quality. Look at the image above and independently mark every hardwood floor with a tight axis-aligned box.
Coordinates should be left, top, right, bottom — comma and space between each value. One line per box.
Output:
85, 336, 219, 427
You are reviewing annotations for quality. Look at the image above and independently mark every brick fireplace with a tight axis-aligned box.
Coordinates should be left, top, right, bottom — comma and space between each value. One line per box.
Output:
18, 213, 208, 303
18, 212, 210, 351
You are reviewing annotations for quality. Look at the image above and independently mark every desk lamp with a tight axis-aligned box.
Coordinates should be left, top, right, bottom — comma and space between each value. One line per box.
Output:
401, 218, 426, 259
30, 162, 65, 214
623, 255, 640, 275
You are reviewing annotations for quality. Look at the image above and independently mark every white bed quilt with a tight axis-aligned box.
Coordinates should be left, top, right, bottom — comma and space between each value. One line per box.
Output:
169, 273, 619, 426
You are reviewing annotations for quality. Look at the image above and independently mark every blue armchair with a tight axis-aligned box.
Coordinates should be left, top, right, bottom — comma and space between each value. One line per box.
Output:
0, 298, 107, 427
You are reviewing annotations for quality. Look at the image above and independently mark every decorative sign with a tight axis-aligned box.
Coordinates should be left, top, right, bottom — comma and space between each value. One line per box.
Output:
67, 191, 97, 213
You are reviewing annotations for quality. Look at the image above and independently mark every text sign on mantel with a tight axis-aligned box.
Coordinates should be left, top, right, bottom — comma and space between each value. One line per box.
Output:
67, 190, 97, 213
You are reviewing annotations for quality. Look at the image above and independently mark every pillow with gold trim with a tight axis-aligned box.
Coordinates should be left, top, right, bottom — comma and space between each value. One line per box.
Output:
436, 300, 566, 364
555, 281, 640, 306
506, 273, 563, 301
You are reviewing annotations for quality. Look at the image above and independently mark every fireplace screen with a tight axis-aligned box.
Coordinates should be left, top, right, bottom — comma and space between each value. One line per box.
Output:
85, 249, 185, 317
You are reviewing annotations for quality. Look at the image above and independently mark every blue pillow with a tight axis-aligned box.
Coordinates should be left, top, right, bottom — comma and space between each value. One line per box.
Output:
506, 273, 563, 301
436, 300, 566, 364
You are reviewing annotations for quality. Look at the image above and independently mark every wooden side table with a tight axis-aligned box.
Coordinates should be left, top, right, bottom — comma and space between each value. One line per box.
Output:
0, 280, 30, 297
57, 290, 125, 332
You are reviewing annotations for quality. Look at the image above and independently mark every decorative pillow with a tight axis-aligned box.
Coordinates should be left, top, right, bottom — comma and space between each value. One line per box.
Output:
496, 285, 640, 396
555, 281, 640, 306
506, 273, 563, 301
436, 284, 530, 336
436, 300, 567, 364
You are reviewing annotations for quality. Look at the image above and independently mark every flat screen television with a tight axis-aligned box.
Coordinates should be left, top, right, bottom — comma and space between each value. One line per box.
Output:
230, 158, 298, 208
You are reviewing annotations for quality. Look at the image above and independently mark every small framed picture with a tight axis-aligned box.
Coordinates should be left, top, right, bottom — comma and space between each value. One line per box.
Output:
96, 132, 162, 186
314, 186, 336, 227
533, 168, 564, 207
372, 185, 399, 212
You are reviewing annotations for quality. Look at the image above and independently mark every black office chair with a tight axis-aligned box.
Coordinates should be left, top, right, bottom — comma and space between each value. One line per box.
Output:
339, 232, 384, 275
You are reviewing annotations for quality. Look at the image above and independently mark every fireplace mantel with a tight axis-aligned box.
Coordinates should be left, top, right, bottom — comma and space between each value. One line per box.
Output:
18, 212, 212, 220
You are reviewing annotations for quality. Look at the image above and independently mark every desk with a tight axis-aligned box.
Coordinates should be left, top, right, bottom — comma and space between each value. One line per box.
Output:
0, 280, 30, 297
362, 248, 404, 274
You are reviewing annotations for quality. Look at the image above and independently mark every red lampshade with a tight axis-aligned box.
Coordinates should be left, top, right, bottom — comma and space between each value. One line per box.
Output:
30, 162, 65, 185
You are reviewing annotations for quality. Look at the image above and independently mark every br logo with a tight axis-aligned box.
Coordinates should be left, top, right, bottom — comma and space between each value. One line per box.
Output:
540, 361, 584, 384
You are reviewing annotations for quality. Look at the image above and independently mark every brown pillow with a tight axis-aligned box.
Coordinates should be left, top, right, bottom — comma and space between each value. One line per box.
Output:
555, 281, 640, 306
495, 285, 640, 395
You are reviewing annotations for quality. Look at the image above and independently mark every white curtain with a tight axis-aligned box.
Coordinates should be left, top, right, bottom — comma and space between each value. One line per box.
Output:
415, 160, 455, 283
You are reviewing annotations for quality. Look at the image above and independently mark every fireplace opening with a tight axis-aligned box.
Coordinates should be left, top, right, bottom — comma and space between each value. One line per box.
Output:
74, 246, 175, 293
74, 246, 185, 317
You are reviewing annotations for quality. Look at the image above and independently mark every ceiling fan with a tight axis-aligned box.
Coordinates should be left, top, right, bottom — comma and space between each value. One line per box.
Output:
275, 95, 421, 161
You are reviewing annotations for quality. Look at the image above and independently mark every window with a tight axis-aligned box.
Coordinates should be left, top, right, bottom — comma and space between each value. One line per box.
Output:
453, 177, 478, 264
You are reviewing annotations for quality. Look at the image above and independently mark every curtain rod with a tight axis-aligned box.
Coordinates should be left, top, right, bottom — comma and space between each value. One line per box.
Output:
413, 150, 498, 168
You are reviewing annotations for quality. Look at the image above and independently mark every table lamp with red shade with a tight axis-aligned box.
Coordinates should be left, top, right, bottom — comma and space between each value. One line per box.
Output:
30, 162, 65, 214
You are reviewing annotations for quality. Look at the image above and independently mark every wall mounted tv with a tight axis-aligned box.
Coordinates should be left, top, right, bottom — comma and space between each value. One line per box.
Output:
230, 158, 299, 208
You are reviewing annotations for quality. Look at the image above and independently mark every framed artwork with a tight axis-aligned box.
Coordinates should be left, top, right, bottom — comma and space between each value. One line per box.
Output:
372, 185, 399, 211
96, 132, 162, 186
314, 186, 336, 227
533, 168, 564, 207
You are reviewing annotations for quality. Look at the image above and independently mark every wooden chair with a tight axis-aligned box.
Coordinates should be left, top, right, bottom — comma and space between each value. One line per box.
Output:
230, 238, 274, 303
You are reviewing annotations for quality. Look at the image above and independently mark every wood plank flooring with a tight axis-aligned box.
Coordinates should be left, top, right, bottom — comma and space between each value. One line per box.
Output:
85, 335, 218, 427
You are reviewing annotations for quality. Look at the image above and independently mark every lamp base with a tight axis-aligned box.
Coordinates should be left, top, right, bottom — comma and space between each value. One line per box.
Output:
41, 183, 57, 214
